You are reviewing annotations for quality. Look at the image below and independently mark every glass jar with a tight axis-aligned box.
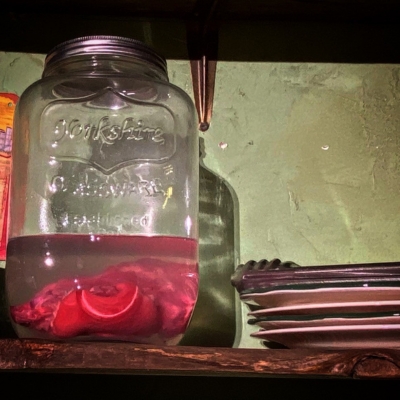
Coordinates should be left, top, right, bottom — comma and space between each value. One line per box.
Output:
6, 36, 199, 345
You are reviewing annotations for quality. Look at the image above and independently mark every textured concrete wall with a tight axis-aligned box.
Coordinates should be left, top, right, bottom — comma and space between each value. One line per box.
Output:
173, 62, 400, 347
206, 64, 400, 266
1, 52, 400, 347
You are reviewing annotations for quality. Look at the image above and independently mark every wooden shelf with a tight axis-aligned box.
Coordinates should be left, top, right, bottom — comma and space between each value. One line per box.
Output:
1, 339, 400, 379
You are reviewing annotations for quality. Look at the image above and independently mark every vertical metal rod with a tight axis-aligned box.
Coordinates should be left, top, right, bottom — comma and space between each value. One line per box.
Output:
190, 55, 217, 132
188, 1, 219, 132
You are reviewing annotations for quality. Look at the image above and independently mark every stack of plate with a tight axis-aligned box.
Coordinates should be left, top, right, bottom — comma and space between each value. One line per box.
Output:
231, 259, 400, 349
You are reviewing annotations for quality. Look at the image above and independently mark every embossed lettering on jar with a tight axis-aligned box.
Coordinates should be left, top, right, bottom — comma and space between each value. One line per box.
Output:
6, 36, 199, 345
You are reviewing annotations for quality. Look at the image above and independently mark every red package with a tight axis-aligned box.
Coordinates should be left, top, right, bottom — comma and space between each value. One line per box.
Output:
0, 93, 18, 260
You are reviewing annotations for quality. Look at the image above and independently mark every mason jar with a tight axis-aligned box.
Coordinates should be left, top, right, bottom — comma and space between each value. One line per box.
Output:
6, 36, 199, 345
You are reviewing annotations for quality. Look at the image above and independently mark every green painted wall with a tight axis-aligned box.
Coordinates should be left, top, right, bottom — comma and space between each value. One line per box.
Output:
1, 52, 400, 347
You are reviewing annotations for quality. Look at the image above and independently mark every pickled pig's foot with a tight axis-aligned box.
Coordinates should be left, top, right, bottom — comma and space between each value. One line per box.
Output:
53, 282, 159, 338
52, 290, 90, 338
10, 279, 73, 332
10, 303, 53, 332
158, 280, 199, 338
10, 261, 198, 341
160, 299, 196, 337
78, 283, 139, 319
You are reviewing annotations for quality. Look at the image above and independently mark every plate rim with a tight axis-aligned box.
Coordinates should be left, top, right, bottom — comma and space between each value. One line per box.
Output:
248, 300, 400, 316
241, 285, 400, 300
251, 323, 400, 337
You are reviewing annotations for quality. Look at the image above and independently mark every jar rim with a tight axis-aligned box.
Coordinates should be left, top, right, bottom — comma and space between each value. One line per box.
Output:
44, 35, 167, 75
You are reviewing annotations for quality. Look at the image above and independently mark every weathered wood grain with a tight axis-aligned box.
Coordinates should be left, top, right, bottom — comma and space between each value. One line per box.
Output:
1, 339, 400, 379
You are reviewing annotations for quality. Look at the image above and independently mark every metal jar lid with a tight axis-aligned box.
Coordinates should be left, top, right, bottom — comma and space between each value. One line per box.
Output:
44, 35, 167, 74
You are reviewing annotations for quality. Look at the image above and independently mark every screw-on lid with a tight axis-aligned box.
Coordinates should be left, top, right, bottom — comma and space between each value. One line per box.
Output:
44, 35, 167, 74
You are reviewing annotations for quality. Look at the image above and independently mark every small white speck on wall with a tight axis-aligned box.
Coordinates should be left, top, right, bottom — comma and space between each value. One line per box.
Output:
219, 142, 228, 150
321, 145, 330, 150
